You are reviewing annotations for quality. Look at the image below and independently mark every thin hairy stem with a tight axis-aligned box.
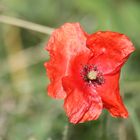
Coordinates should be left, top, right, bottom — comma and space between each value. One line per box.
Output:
0, 15, 54, 34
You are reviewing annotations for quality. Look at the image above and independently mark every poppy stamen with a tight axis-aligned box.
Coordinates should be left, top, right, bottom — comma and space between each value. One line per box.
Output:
87, 71, 97, 80
81, 65, 105, 86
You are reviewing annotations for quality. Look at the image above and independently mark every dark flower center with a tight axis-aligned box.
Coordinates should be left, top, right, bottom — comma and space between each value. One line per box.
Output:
80, 65, 105, 86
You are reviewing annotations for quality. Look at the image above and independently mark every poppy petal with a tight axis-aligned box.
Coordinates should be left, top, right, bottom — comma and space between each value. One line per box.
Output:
96, 72, 128, 118
62, 52, 103, 124
87, 31, 135, 74
45, 23, 89, 98
62, 76, 103, 124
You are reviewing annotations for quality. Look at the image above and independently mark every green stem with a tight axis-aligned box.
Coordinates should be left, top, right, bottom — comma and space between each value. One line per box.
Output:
0, 15, 54, 34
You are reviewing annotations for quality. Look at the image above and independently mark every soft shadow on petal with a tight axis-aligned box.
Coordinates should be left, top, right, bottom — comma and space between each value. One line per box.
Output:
62, 76, 103, 124
45, 23, 89, 99
79, 90, 103, 123
87, 31, 135, 74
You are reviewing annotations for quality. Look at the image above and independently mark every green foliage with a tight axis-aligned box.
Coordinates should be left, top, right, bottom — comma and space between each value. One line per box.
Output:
0, 0, 140, 140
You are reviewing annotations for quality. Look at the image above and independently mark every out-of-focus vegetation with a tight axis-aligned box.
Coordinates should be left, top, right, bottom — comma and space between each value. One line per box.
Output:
0, 0, 140, 140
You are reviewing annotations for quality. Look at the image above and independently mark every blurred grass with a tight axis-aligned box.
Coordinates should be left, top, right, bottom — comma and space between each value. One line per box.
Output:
0, 0, 140, 140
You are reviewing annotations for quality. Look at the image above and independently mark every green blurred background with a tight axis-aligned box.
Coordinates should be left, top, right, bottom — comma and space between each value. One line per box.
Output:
0, 0, 140, 140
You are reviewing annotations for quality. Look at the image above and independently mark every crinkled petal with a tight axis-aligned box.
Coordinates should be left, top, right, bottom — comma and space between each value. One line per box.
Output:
62, 52, 102, 124
86, 31, 135, 74
62, 76, 103, 124
44, 23, 89, 98
96, 72, 128, 118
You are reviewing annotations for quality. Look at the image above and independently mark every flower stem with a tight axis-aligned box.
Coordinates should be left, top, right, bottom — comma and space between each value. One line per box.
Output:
0, 15, 54, 34
101, 112, 108, 140
62, 125, 69, 140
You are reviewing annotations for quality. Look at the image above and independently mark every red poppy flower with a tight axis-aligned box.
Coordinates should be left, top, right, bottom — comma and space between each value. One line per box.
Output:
44, 23, 135, 124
